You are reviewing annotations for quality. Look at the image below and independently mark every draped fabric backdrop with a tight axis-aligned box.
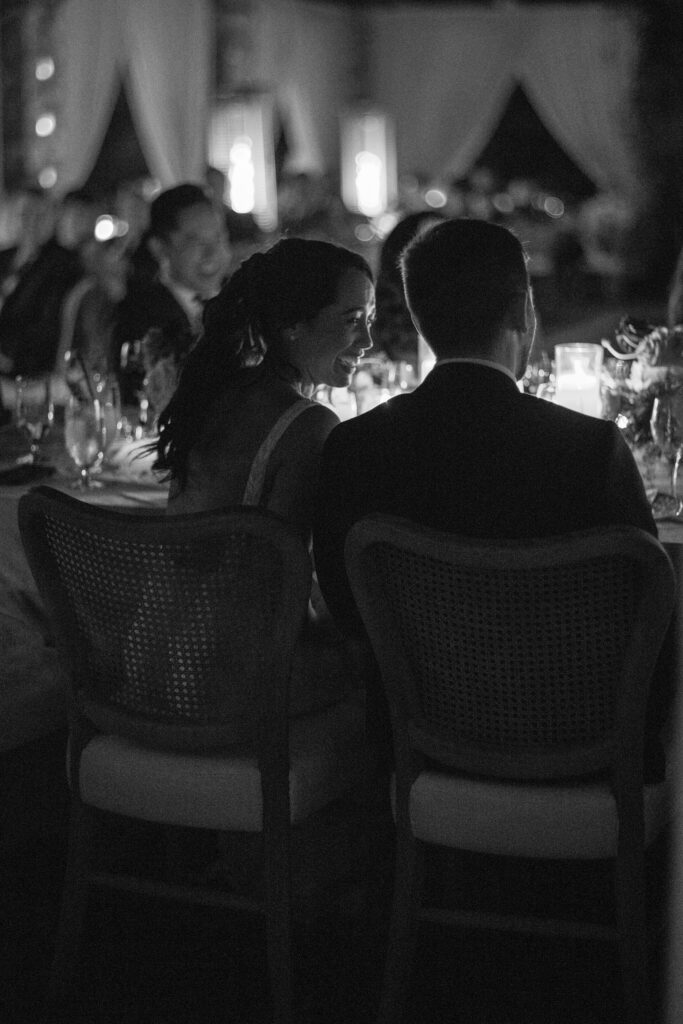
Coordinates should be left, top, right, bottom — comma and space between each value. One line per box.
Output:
50, 0, 641, 200
250, 0, 356, 174
369, 3, 641, 198
53, 0, 211, 193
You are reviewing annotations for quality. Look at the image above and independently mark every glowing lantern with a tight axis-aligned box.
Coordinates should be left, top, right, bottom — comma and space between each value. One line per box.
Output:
208, 93, 278, 231
340, 107, 397, 217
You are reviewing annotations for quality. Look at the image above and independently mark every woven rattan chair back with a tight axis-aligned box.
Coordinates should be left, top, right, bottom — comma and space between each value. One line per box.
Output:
18, 486, 311, 752
346, 515, 676, 1024
346, 515, 676, 781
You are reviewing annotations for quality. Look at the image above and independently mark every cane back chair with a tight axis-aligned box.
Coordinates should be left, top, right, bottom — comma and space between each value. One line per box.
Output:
345, 514, 676, 1024
19, 486, 367, 1024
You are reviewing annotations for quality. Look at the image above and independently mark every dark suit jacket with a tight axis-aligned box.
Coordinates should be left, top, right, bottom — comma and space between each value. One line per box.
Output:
0, 238, 83, 375
112, 280, 195, 405
313, 363, 666, 777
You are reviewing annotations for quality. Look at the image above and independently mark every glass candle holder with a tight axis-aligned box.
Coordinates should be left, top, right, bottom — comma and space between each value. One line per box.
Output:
554, 343, 603, 418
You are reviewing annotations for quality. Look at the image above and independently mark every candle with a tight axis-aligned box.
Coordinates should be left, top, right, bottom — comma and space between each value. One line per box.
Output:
554, 343, 603, 418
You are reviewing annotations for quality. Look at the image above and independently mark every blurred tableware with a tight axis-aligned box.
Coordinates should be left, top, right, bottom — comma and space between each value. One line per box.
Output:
64, 393, 105, 489
95, 375, 123, 456
314, 385, 357, 421
535, 381, 556, 403
14, 374, 54, 464
389, 360, 418, 394
650, 393, 683, 516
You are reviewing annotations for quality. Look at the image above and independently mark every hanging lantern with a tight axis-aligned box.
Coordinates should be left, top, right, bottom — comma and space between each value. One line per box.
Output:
208, 92, 278, 231
340, 107, 397, 218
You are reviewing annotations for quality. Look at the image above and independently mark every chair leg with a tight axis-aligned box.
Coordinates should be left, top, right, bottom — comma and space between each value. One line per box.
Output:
43, 798, 95, 1023
263, 824, 293, 1024
615, 844, 650, 1024
377, 828, 423, 1024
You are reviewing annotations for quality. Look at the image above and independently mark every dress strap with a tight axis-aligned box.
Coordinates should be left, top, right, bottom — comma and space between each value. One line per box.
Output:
242, 398, 314, 505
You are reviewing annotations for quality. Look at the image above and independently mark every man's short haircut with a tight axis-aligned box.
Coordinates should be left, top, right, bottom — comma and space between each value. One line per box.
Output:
400, 218, 529, 351
149, 183, 212, 241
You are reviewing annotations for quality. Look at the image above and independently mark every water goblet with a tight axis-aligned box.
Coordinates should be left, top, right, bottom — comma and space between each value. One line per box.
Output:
650, 393, 683, 515
14, 374, 54, 464
64, 393, 105, 489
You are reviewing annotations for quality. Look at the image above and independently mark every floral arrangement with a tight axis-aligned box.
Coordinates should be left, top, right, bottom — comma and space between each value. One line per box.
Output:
601, 318, 683, 445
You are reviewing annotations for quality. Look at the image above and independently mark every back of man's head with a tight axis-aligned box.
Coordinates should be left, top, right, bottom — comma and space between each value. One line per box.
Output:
149, 183, 211, 241
401, 218, 528, 356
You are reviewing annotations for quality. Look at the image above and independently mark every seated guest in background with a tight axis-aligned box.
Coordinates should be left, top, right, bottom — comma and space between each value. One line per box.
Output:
0, 189, 100, 377
0, 187, 55, 303
372, 210, 444, 365
113, 182, 231, 405
314, 218, 666, 775
205, 164, 263, 254
155, 237, 374, 714
57, 235, 129, 379
113, 178, 156, 290
667, 243, 683, 328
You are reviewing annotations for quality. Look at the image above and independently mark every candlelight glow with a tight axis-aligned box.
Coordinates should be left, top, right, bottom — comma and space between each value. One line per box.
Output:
228, 139, 256, 214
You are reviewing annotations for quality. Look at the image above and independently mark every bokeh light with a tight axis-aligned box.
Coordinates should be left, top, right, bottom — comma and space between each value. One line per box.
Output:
35, 114, 56, 137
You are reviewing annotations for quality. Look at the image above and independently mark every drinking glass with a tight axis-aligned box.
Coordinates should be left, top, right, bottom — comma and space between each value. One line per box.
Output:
14, 374, 54, 463
64, 393, 105, 488
650, 394, 683, 515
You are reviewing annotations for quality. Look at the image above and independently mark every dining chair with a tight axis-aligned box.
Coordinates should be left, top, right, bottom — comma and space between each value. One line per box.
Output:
345, 514, 677, 1024
19, 485, 368, 1024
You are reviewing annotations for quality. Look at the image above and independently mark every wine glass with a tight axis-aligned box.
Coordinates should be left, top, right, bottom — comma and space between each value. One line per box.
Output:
14, 374, 54, 464
650, 393, 683, 515
64, 393, 105, 489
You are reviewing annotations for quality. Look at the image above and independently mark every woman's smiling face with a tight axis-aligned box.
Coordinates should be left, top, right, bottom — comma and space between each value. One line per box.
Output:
284, 269, 375, 388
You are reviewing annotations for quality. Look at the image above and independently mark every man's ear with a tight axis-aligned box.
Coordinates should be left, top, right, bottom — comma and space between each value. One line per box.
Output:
148, 236, 165, 264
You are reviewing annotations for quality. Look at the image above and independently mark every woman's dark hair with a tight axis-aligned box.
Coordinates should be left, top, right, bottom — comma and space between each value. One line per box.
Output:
155, 237, 372, 484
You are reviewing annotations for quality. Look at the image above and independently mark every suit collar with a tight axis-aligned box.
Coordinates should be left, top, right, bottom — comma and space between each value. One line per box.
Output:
435, 356, 517, 385
419, 360, 521, 396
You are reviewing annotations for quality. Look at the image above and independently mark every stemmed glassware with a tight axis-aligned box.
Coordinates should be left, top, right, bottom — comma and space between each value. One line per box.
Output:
14, 374, 54, 464
650, 393, 683, 516
64, 392, 105, 488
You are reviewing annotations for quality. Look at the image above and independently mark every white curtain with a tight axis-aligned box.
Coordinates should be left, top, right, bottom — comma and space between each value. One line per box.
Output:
369, 6, 521, 180
366, 3, 641, 197
124, 0, 212, 186
251, 0, 356, 174
53, 0, 124, 193
519, 5, 641, 198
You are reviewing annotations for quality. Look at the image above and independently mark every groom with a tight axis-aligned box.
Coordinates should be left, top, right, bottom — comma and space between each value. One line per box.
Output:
313, 218, 665, 775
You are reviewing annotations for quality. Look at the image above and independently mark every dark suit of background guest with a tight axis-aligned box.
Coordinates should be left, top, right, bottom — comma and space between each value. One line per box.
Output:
0, 237, 84, 377
112, 279, 197, 405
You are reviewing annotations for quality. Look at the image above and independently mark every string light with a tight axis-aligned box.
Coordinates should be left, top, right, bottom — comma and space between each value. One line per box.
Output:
35, 113, 56, 137
35, 57, 55, 81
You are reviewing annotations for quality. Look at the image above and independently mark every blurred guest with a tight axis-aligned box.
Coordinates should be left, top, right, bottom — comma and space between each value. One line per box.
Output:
372, 211, 444, 364
58, 235, 129, 377
0, 189, 100, 377
205, 164, 262, 249
314, 219, 666, 777
156, 237, 374, 714
113, 178, 156, 290
0, 188, 54, 300
668, 244, 683, 328
113, 182, 231, 405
